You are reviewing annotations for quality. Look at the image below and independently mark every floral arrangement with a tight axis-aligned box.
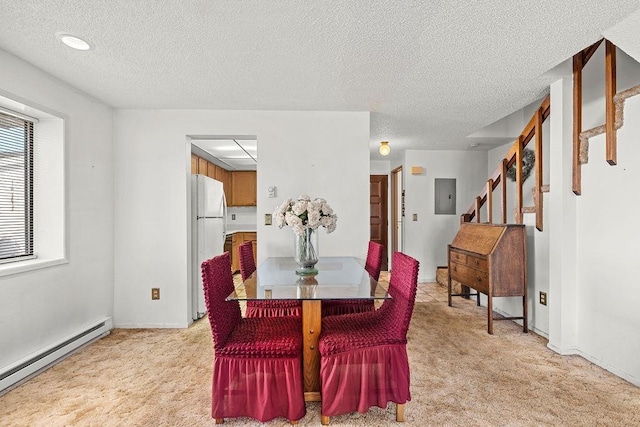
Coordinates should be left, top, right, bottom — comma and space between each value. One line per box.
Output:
273, 195, 338, 236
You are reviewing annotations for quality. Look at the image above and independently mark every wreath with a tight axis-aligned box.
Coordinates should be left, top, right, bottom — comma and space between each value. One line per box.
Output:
506, 148, 535, 182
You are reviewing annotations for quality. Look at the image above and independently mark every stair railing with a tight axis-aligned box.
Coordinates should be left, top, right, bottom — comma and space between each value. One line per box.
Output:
461, 96, 550, 231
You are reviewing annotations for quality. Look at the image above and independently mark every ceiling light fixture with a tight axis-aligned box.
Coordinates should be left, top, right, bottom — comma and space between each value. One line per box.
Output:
379, 141, 390, 156
56, 32, 93, 51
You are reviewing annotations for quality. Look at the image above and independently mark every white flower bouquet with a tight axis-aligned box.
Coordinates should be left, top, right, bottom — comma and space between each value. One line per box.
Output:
273, 195, 338, 236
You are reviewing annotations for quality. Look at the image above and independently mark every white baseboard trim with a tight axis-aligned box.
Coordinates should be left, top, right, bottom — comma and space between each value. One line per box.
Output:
0, 317, 113, 395
546, 344, 640, 388
114, 322, 189, 329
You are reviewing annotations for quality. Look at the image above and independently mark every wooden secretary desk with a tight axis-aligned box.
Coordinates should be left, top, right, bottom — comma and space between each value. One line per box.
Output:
447, 222, 528, 334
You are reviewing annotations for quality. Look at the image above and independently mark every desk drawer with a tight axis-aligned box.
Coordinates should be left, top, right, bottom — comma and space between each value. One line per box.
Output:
450, 250, 487, 271
450, 250, 466, 264
466, 255, 487, 271
449, 262, 489, 294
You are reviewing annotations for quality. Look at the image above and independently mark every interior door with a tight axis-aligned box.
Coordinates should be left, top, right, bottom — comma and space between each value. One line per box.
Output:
370, 175, 388, 271
391, 166, 403, 262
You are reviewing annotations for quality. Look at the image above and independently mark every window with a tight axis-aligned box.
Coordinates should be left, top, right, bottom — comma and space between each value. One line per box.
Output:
0, 111, 34, 262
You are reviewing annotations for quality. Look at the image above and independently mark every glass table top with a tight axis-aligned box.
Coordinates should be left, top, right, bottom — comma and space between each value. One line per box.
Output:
228, 256, 390, 301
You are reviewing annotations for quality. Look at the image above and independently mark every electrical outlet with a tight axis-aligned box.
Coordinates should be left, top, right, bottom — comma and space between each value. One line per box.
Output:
151, 288, 160, 300
231, 213, 236, 220
539, 291, 547, 306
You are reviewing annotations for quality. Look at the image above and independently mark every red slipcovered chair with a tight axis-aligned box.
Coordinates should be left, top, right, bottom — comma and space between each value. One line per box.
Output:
318, 251, 420, 425
201, 252, 306, 423
239, 240, 302, 317
321, 241, 384, 316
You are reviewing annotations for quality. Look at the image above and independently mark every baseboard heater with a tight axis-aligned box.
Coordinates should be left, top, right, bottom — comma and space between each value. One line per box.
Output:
0, 317, 113, 395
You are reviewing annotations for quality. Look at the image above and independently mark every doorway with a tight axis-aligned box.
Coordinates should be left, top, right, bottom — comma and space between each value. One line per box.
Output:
391, 166, 403, 269
370, 175, 388, 271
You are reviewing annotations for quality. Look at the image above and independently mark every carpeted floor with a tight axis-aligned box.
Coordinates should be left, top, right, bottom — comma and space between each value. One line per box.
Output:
2, 276, 640, 426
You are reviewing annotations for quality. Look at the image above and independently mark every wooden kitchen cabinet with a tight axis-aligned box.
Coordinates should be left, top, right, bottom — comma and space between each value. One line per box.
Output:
206, 161, 217, 179
230, 232, 257, 274
198, 157, 208, 175
230, 171, 257, 206
215, 167, 231, 203
191, 154, 256, 207
191, 154, 199, 174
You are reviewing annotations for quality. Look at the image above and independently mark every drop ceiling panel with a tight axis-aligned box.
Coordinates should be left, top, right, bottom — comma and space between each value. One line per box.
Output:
192, 139, 257, 171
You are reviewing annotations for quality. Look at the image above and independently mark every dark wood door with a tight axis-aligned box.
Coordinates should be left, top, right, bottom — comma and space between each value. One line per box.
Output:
370, 175, 388, 271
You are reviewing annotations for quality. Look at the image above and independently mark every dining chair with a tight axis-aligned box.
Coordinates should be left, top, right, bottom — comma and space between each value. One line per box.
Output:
318, 251, 420, 425
201, 252, 306, 424
321, 241, 384, 316
239, 240, 303, 317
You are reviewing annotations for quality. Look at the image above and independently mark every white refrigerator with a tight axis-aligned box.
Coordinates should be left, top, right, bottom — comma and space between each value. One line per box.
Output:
191, 174, 227, 320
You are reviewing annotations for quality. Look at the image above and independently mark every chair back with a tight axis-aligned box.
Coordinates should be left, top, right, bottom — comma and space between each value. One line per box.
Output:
385, 251, 420, 339
364, 241, 384, 281
238, 241, 257, 281
201, 252, 242, 348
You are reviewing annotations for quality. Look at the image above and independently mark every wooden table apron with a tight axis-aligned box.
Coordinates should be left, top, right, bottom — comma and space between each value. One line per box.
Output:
230, 256, 387, 402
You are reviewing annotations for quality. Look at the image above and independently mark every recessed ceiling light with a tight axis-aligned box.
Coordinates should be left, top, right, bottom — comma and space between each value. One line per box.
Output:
469, 142, 479, 148
56, 32, 93, 51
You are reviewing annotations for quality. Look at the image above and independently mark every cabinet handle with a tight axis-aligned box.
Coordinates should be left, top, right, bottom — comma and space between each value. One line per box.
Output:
453, 266, 457, 272
310, 345, 315, 350
474, 259, 479, 265
309, 329, 315, 334
476, 275, 482, 282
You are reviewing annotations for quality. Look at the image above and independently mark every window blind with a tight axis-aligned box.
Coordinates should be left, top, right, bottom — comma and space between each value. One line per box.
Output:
0, 111, 33, 261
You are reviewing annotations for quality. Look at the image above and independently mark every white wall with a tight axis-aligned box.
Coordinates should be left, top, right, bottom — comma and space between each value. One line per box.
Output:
0, 50, 113, 370
488, 46, 640, 386
370, 160, 390, 175
402, 149, 487, 281
571, 48, 640, 385
113, 110, 369, 328
486, 110, 551, 337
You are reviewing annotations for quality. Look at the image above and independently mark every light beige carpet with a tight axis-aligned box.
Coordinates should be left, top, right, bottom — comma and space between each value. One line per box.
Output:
2, 278, 640, 426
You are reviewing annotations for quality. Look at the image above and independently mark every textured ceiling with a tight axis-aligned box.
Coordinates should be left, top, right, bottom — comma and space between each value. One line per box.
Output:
1, 1, 639, 160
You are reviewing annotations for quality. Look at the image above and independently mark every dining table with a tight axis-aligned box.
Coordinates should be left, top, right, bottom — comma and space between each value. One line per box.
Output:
227, 256, 390, 402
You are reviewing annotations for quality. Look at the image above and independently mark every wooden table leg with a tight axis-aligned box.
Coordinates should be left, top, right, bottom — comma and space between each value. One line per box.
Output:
302, 300, 321, 402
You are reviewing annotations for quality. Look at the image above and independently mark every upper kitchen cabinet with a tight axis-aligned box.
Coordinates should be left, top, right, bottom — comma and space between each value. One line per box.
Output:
191, 154, 198, 174
206, 162, 217, 180
230, 171, 257, 206
198, 157, 208, 175
215, 167, 231, 204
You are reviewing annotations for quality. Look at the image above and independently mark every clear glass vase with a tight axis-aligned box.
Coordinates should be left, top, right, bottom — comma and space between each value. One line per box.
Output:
296, 274, 318, 298
294, 228, 318, 275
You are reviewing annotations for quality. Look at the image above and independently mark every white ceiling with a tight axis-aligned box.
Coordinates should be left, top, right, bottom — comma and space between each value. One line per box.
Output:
1, 1, 640, 161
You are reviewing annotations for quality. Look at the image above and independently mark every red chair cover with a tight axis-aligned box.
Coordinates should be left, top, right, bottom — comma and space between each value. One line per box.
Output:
201, 252, 306, 422
319, 251, 419, 418
238, 240, 302, 317
322, 241, 384, 316
238, 240, 257, 282
364, 240, 384, 281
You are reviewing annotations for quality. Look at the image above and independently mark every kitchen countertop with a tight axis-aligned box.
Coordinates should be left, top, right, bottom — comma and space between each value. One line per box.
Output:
226, 225, 256, 235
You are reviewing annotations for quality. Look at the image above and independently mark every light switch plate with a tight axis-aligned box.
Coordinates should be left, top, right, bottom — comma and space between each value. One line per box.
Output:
265, 213, 272, 225
413, 213, 418, 221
